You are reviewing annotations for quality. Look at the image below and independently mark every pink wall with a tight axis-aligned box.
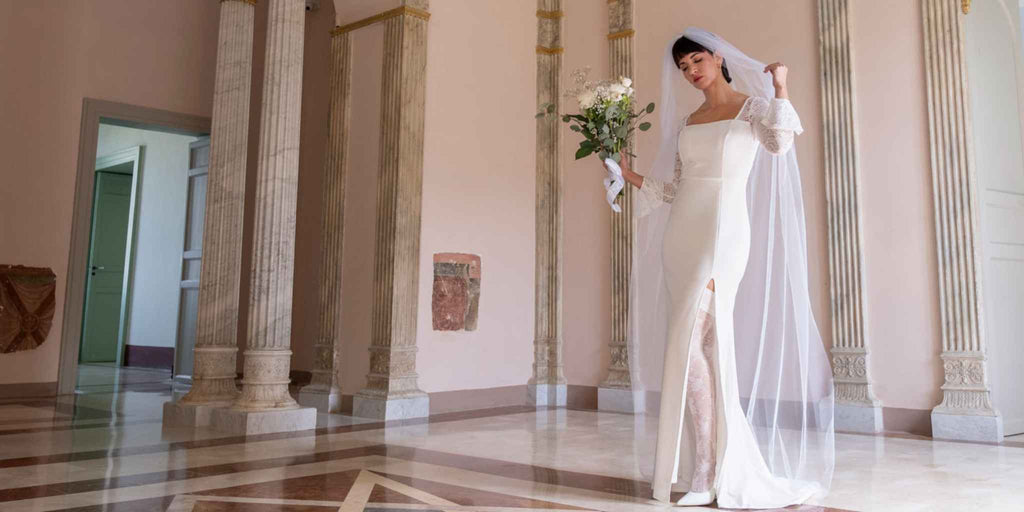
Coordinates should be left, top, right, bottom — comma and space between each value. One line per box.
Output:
561, 2, 613, 387
415, 1, 537, 392
852, 0, 943, 410
0, 0, 219, 385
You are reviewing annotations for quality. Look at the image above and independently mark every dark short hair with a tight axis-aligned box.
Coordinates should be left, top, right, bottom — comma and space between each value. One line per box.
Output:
671, 36, 732, 83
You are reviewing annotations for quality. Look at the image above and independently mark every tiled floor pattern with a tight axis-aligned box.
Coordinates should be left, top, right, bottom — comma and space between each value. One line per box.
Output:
0, 366, 1022, 511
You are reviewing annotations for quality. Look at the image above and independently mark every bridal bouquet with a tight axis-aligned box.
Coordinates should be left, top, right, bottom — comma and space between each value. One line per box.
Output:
537, 67, 654, 212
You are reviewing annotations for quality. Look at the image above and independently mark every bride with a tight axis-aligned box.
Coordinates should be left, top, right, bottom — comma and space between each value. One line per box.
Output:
614, 28, 835, 508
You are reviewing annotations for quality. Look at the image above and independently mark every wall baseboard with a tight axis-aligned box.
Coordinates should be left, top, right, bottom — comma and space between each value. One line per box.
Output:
123, 345, 174, 370
567, 385, 599, 410
325, 384, 602, 416
882, 406, 932, 437
0, 381, 58, 398
429, 385, 527, 414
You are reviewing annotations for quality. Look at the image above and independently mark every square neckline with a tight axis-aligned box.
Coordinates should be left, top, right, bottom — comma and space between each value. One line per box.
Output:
684, 96, 753, 128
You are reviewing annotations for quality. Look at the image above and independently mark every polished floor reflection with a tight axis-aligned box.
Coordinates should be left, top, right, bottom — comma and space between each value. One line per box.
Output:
0, 367, 1021, 511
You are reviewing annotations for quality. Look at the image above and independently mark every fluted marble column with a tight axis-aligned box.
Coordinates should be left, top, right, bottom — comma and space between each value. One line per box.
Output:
598, 0, 642, 413
529, 0, 567, 407
163, 0, 255, 428
211, 0, 315, 435
351, 1, 432, 420
298, 30, 352, 413
817, 0, 882, 433
922, 0, 1002, 442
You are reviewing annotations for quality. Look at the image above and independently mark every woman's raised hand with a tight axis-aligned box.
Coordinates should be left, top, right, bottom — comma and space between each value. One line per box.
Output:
763, 62, 789, 99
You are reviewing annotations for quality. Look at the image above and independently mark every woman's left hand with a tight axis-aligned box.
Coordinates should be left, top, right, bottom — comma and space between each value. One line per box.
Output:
764, 62, 788, 98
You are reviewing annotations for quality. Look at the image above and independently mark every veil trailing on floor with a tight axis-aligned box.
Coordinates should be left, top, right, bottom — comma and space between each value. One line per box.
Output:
627, 27, 835, 492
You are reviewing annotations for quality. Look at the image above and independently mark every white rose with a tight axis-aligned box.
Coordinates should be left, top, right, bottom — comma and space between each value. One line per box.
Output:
620, 77, 632, 87
610, 84, 626, 96
578, 90, 597, 109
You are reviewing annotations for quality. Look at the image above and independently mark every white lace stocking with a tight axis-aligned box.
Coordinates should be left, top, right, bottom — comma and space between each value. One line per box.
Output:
686, 290, 717, 492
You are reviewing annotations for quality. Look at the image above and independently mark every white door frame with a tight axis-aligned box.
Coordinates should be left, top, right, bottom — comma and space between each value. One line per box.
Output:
58, 98, 210, 395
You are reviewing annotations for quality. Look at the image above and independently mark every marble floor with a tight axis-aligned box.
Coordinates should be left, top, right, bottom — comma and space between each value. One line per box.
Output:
0, 368, 1021, 511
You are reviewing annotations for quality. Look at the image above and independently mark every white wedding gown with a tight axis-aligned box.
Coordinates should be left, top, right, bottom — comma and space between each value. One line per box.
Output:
636, 96, 822, 508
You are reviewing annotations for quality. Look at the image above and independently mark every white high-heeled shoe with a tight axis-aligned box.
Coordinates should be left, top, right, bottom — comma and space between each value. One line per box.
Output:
675, 488, 716, 507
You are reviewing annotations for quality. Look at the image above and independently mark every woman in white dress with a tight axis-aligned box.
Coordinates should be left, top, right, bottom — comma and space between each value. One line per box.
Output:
615, 29, 835, 508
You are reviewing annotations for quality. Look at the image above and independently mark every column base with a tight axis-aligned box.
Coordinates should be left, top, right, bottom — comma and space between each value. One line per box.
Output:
209, 406, 317, 435
527, 383, 566, 407
172, 375, 193, 389
298, 387, 342, 413
352, 393, 429, 420
835, 402, 883, 433
162, 400, 232, 428
932, 410, 1003, 442
598, 387, 644, 413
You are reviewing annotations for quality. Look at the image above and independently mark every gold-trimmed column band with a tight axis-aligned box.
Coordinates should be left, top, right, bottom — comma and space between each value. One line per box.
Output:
607, 29, 635, 40
535, 4, 563, 56
333, 5, 430, 35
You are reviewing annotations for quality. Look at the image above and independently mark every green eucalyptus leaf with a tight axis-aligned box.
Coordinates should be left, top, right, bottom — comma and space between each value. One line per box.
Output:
535, 113, 545, 119
646, 102, 655, 113
638, 122, 652, 131
576, 146, 595, 160
547, 103, 556, 114
570, 125, 582, 132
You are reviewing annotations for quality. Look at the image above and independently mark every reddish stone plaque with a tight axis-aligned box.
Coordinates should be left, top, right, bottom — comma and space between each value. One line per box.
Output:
432, 253, 481, 332
0, 265, 57, 354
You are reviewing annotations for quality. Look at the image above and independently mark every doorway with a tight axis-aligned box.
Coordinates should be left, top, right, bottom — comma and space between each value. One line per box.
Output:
57, 99, 211, 396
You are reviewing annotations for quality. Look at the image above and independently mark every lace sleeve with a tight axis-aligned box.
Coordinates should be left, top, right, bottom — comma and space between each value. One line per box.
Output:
635, 142, 684, 218
744, 97, 804, 155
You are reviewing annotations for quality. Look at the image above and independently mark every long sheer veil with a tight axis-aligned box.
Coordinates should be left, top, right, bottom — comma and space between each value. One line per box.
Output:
627, 27, 835, 491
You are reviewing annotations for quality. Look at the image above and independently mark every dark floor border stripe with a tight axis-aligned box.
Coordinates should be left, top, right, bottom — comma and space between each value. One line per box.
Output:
0, 399, 121, 420
0, 405, 543, 469
52, 495, 176, 512
0, 418, 161, 436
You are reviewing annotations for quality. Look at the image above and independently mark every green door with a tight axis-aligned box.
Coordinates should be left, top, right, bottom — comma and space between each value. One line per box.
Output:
80, 171, 132, 363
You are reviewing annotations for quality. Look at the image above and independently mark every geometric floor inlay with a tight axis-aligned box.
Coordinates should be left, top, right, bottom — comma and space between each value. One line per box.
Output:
178, 468, 596, 511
